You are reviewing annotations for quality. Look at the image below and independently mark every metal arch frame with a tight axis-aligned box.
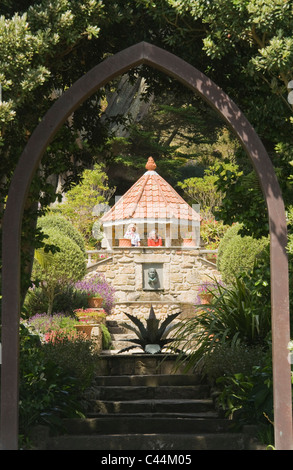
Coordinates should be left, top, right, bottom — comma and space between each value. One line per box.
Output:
1, 42, 292, 450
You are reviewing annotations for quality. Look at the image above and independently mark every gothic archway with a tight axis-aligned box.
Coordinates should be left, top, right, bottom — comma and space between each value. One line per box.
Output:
1, 42, 292, 449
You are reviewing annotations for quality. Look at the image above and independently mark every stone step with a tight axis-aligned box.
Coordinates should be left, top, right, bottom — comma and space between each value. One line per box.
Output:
110, 344, 173, 354
46, 432, 248, 450
111, 334, 139, 342
90, 398, 215, 414
106, 321, 146, 353
108, 326, 127, 334
97, 353, 193, 376
107, 319, 181, 330
87, 384, 210, 401
61, 415, 235, 435
108, 324, 136, 334
107, 319, 142, 329
100, 348, 143, 355
111, 338, 140, 351
110, 332, 145, 338
93, 374, 202, 386
87, 410, 219, 418
33, 337, 265, 451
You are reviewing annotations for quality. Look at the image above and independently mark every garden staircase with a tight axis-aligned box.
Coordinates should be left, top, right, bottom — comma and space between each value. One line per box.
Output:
43, 322, 264, 450
104, 318, 148, 354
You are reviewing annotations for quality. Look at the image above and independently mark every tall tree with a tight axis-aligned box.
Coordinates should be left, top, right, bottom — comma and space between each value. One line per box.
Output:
0, 0, 162, 296
2, 0, 293, 299
57, 163, 115, 247
140, 0, 293, 233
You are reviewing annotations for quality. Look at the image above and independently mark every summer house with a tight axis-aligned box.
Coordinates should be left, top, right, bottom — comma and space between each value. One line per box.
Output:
89, 157, 219, 320
100, 157, 201, 249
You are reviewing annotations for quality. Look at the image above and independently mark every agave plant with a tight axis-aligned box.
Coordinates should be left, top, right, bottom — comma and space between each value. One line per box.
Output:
118, 305, 182, 354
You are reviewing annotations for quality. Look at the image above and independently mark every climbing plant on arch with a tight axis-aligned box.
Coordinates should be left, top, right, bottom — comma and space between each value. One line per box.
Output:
1, 42, 292, 450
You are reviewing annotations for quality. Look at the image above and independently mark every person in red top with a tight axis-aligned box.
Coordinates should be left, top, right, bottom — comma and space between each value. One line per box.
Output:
147, 230, 162, 246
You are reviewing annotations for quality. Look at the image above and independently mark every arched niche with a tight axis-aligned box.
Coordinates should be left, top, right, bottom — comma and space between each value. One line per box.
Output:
1, 42, 292, 450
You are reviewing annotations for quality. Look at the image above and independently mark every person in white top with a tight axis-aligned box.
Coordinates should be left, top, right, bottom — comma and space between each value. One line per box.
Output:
124, 223, 141, 246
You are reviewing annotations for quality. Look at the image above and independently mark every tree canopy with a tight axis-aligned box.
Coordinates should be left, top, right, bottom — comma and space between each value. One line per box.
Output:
33, 214, 86, 315
56, 163, 115, 247
1, 0, 293, 295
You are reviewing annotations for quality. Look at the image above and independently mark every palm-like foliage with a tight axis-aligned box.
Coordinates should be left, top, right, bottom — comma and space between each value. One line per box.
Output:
118, 305, 182, 354
172, 277, 271, 372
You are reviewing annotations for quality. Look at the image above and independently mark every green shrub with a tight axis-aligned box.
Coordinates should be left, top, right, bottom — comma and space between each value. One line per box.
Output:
200, 218, 230, 251
216, 349, 274, 436
203, 342, 275, 443
203, 343, 266, 385
23, 284, 89, 317
173, 274, 272, 372
42, 333, 100, 389
56, 163, 114, 247
216, 223, 241, 271
217, 223, 268, 283
32, 227, 86, 314
19, 324, 91, 442
100, 323, 112, 350
51, 285, 89, 313
25, 312, 77, 337
38, 213, 86, 254
23, 286, 49, 317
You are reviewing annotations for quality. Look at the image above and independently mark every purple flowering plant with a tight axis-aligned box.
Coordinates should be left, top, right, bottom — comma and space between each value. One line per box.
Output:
26, 313, 77, 335
196, 280, 225, 305
198, 280, 225, 294
198, 282, 216, 294
75, 274, 115, 314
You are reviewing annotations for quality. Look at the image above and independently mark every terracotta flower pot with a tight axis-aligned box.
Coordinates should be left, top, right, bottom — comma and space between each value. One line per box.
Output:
199, 293, 213, 304
74, 324, 94, 337
119, 238, 132, 247
88, 296, 103, 308
182, 238, 196, 246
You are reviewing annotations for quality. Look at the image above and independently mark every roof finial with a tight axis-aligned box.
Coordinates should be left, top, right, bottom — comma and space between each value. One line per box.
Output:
145, 156, 157, 171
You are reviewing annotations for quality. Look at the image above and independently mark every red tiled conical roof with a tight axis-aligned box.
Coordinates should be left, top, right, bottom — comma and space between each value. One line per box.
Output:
101, 157, 200, 225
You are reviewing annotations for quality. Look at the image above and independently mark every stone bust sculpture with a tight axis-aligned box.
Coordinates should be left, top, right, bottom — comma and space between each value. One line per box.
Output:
148, 267, 158, 288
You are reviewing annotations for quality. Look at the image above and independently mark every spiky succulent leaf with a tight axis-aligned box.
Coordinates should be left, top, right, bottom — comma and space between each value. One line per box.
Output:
158, 311, 182, 337
160, 338, 177, 346
146, 305, 161, 342
146, 318, 160, 342
121, 338, 146, 346
118, 307, 183, 354
149, 305, 156, 318
118, 344, 143, 354
161, 322, 180, 340
123, 312, 148, 337
120, 321, 143, 340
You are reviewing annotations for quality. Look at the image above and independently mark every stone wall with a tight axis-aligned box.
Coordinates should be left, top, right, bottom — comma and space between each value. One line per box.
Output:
87, 247, 220, 319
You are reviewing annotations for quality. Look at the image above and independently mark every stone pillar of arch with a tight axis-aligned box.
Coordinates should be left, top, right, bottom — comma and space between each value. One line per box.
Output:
1, 42, 292, 450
